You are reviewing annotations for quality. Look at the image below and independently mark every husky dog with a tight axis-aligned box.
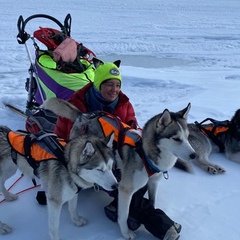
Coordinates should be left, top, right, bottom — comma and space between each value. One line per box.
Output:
176, 109, 240, 174
43, 98, 196, 240
0, 126, 117, 240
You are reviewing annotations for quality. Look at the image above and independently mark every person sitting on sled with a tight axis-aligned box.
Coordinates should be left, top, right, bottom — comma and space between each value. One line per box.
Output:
53, 58, 182, 240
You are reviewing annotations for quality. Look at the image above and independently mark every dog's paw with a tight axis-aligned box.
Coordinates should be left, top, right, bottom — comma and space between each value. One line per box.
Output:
215, 166, 226, 173
0, 221, 12, 235
4, 192, 18, 201
72, 216, 88, 227
207, 165, 226, 174
122, 229, 136, 240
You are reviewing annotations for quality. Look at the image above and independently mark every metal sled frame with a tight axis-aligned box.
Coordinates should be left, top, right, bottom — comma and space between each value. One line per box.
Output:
17, 14, 72, 116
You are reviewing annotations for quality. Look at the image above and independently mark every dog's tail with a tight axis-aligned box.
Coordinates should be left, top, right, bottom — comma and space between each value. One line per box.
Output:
0, 125, 11, 136
174, 159, 194, 173
43, 98, 80, 122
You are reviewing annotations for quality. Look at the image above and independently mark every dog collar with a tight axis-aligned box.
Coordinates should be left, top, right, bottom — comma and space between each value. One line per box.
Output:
143, 151, 168, 178
135, 142, 168, 178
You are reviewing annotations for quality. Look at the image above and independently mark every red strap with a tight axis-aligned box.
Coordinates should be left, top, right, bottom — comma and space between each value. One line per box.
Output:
0, 175, 41, 204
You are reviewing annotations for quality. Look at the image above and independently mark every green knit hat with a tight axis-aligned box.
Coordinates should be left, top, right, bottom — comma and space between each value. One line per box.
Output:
93, 60, 122, 91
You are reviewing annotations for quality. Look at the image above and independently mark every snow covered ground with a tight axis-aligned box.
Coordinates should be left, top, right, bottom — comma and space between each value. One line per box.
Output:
0, 0, 240, 239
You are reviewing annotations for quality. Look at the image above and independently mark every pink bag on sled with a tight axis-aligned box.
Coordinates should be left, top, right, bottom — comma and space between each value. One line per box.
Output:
53, 37, 77, 62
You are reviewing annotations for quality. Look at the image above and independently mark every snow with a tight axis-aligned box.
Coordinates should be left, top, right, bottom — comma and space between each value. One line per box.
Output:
0, 0, 240, 239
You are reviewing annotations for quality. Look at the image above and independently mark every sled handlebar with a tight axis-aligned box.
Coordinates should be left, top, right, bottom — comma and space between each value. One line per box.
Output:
17, 13, 72, 44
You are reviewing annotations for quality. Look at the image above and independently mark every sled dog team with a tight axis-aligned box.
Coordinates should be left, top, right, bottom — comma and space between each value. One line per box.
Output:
0, 97, 196, 240
1, 60, 240, 240
1, 98, 240, 240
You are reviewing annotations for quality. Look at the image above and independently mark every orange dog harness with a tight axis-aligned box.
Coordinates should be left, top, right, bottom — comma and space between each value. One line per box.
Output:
7, 131, 67, 169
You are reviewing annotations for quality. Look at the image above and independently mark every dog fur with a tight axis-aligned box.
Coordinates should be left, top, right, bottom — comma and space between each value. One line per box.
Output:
43, 98, 196, 239
0, 126, 117, 240
0, 221, 12, 235
175, 109, 240, 174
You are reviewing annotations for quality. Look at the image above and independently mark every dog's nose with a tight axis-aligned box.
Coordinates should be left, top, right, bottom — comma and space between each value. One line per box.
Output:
189, 153, 196, 159
111, 183, 119, 190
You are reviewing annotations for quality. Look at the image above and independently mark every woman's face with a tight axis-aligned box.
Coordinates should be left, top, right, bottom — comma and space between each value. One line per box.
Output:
100, 79, 121, 102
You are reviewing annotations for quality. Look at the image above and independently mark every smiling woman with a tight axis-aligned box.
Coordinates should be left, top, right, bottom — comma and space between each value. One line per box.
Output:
100, 79, 121, 102
54, 57, 140, 140
92, 59, 122, 102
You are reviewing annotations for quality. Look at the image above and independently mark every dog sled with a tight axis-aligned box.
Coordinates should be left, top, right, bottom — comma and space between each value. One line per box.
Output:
6, 13, 97, 133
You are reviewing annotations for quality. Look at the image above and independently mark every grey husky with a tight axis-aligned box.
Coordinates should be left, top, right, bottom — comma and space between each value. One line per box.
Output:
42, 98, 196, 240
0, 126, 117, 240
176, 109, 240, 174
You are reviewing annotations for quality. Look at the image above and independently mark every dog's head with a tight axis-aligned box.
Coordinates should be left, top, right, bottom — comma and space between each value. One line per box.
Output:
43, 98, 118, 190
65, 132, 118, 191
142, 103, 196, 167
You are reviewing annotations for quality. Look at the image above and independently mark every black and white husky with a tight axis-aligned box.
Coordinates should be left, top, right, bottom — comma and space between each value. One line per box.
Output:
42, 98, 196, 239
176, 109, 240, 174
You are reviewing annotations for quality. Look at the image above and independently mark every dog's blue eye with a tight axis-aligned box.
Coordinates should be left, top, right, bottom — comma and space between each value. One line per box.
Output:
97, 169, 104, 172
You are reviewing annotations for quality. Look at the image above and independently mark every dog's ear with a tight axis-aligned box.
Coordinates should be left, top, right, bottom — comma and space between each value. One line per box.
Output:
158, 109, 172, 127
232, 109, 240, 122
82, 141, 95, 157
231, 109, 240, 129
179, 103, 191, 119
92, 57, 104, 69
106, 131, 115, 149
113, 60, 121, 68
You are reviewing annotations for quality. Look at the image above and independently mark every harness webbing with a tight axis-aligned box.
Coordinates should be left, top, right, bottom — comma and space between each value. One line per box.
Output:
37, 132, 66, 164
8, 131, 67, 172
194, 118, 230, 152
96, 112, 164, 177
8, 131, 83, 193
98, 112, 128, 149
86, 112, 161, 177
97, 112, 141, 148
24, 134, 40, 170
